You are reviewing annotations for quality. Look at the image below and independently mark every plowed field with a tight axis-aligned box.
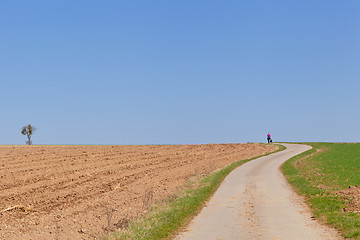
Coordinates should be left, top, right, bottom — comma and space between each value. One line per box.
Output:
0, 143, 276, 240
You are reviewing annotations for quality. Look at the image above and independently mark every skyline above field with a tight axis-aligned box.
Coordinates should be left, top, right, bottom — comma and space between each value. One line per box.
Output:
1, 1, 359, 145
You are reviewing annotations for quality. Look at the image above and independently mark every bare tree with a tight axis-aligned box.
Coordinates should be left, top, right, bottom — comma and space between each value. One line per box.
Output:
21, 124, 36, 145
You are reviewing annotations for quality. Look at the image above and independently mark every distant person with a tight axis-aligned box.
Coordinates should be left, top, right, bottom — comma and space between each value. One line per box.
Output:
267, 133, 272, 144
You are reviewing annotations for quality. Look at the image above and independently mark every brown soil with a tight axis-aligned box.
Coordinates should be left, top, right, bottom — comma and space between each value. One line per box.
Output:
0, 143, 276, 240
336, 186, 360, 214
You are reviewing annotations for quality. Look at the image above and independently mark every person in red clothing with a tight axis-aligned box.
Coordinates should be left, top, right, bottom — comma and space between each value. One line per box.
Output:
267, 132, 272, 144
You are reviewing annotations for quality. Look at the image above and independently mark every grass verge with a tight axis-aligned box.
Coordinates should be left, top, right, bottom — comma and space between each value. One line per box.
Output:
282, 142, 360, 239
101, 144, 285, 240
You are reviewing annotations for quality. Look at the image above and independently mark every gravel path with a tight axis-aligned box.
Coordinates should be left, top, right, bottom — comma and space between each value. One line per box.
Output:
176, 143, 343, 240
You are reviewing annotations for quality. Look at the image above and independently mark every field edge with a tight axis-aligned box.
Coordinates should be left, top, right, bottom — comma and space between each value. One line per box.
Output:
101, 143, 285, 240
281, 142, 360, 239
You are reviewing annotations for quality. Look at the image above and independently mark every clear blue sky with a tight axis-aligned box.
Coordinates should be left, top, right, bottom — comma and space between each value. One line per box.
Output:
1, 1, 359, 145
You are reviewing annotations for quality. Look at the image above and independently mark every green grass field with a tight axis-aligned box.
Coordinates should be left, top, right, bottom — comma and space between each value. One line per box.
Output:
282, 143, 360, 239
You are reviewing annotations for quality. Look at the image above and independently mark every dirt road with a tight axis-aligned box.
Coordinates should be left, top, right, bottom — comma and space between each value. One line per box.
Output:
176, 144, 343, 240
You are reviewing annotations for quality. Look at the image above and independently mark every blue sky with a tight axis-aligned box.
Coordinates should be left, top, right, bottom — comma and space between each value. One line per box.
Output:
1, 1, 359, 145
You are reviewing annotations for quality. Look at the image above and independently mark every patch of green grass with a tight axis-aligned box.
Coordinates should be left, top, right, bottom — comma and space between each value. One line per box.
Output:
102, 144, 285, 240
282, 143, 360, 239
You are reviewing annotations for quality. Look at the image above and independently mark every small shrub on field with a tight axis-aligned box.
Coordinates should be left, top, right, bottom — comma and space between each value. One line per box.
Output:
21, 124, 36, 145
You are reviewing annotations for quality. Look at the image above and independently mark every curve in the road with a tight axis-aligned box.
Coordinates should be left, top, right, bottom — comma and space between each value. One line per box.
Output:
176, 143, 342, 240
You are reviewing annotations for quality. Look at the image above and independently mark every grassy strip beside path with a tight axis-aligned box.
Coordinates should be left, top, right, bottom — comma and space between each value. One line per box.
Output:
102, 144, 285, 240
282, 143, 360, 239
